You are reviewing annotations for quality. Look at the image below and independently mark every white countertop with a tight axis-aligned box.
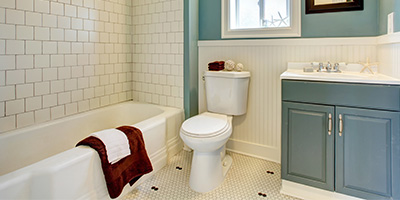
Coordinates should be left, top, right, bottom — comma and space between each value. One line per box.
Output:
281, 63, 400, 85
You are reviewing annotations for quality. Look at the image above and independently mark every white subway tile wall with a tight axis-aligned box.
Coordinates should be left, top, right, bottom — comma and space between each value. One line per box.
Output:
0, 0, 136, 133
131, 0, 184, 108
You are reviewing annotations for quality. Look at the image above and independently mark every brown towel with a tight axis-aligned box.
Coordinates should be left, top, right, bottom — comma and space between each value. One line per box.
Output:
76, 126, 153, 199
208, 61, 225, 71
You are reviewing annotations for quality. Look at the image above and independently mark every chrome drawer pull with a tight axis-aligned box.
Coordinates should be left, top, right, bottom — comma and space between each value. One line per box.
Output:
328, 113, 332, 136
339, 114, 343, 136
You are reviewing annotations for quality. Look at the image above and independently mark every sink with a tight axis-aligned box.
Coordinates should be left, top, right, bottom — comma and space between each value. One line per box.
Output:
281, 63, 400, 85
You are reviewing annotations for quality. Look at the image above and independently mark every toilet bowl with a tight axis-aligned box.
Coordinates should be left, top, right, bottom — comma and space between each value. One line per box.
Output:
180, 112, 233, 193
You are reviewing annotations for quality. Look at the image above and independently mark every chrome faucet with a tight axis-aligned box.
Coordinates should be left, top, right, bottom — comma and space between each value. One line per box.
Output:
333, 63, 341, 73
318, 62, 341, 73
326, 62, 332, 72
327, 62, 341, 73
317, 62, 324, 72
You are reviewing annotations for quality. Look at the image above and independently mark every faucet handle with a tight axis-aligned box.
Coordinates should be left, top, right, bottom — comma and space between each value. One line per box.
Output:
317, 62, 324, 72
333, 63, 341, 73
326, 62, 332, 71
334, 63, 339, 69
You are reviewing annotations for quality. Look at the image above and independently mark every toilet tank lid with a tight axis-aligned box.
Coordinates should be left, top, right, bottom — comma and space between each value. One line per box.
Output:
204, 71, 250, 78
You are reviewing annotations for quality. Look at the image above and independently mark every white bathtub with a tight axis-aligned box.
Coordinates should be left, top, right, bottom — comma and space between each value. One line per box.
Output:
0, 101, 184, 199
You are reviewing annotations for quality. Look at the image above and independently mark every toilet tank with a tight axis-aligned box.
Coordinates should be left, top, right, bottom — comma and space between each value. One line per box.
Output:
204, 71, 250, 116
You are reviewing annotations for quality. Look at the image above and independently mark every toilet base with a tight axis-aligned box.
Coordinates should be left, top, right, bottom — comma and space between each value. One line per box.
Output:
222, 154, 232, 177
183, 143, 192, 152
189, 148, 232, 193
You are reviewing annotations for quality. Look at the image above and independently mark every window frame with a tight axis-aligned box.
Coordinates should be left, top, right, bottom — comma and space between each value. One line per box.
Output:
221, 0, 301, 39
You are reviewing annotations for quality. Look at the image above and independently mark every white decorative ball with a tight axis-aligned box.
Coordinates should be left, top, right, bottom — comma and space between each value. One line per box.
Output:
225, 60, 235, 71
235, 63, 244, 71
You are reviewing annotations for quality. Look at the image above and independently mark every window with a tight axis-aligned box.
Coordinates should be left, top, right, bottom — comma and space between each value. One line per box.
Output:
222, 0, 301, 38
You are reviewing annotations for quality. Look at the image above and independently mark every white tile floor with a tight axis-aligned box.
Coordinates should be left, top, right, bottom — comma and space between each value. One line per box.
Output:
122, 151, 300, 200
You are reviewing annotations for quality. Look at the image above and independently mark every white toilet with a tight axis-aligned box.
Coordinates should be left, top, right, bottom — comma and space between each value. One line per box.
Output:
180, 70, 250, 193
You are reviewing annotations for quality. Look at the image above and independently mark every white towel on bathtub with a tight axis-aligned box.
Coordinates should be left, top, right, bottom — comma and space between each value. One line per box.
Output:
90, 129, 131, 164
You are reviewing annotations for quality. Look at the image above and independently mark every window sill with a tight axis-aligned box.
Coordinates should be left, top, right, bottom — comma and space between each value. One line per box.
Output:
222, 27, 301, 39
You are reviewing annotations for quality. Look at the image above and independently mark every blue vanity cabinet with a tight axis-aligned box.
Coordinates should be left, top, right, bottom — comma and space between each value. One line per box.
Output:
282, 102, 335, 191
282, 80, 400, 200
335, 107, 400, 200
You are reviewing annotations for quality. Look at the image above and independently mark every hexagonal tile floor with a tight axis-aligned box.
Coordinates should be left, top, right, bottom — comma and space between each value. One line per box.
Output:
122, 151, 300, 200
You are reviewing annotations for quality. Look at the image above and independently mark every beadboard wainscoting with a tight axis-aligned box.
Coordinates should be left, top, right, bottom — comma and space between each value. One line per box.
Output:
198, 38, 380, 163
378, 33, 400, 79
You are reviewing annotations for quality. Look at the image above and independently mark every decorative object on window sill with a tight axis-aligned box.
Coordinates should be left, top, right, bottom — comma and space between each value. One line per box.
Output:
276, 12, 288, 27
263, 16, 276, 27
306, 0, 363, 14
262, 12, 289, 28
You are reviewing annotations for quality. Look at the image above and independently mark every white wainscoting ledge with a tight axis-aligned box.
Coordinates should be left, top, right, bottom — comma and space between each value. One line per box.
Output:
198, 37, 377, 47
377, 32, 400, 45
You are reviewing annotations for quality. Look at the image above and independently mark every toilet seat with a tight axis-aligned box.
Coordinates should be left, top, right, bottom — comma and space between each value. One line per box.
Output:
181, 112, 231, 138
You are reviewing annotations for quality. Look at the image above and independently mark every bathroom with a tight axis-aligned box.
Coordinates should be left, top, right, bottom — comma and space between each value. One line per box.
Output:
0, 0, 399, 199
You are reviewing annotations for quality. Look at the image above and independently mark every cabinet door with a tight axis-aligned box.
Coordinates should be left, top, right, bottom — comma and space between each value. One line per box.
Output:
336, 107, 400, 200
282, 102, 334, 191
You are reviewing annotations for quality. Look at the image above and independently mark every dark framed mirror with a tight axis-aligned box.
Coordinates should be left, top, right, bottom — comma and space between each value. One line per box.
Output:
306, 0, 363, 14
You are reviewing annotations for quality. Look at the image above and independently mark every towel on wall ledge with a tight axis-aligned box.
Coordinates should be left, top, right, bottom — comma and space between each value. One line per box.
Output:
90, 128, 131, 164
76, 126, 153, 199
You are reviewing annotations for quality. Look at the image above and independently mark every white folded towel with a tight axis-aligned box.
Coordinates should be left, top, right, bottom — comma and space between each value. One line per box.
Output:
90, 129, 131, 164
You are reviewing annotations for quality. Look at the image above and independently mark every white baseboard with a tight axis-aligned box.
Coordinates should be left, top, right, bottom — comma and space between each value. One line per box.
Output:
281, 180, 364, 200
226, 139, 280, 163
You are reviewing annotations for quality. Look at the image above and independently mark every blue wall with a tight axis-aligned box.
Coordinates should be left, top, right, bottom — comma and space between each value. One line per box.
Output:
199, 0, 221, 40
199, 0, 380, 40
379, 0, 400, 35
397, 1, 400, 33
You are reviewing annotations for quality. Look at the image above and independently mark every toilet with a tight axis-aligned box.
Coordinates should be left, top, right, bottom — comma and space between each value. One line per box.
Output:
180, 70, 250, 193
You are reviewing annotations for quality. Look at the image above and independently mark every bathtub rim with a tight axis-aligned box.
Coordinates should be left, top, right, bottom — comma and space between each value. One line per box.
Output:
0, 101, 171, 140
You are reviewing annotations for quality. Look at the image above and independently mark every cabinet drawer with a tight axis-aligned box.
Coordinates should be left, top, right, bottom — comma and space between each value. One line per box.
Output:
282, 80, 400, 111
